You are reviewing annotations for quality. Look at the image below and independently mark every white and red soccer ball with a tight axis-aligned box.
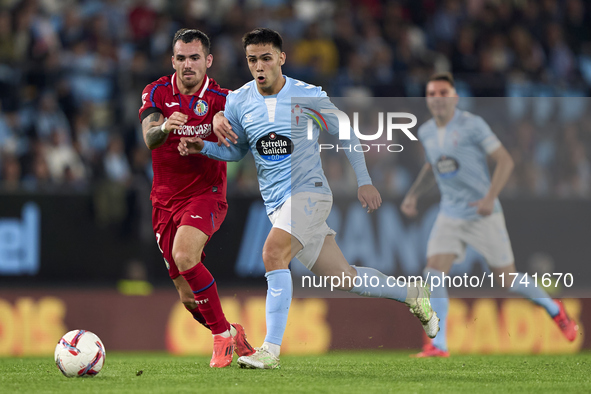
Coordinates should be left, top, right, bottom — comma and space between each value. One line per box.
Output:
54, 330, 106, 377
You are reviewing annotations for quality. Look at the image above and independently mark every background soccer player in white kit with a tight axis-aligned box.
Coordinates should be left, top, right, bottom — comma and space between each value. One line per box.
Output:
178, 28, 439, 369
401, 72, 579, 358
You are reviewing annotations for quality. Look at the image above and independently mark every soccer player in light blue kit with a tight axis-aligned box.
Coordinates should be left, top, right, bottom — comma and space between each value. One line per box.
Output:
179, 28, 439, 369
401, 72, 578, 357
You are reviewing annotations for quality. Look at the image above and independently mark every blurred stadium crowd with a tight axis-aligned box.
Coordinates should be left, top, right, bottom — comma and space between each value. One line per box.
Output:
0, 0, 590, 201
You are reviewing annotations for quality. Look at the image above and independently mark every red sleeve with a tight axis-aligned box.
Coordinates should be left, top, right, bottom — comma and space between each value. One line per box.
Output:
138, 82, 165, 123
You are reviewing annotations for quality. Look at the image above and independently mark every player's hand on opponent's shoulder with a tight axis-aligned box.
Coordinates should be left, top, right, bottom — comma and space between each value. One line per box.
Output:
213, 111, 238, 147
163, 111, 188, 133
358, 185, 382, 213
401, 194, 419, 218
178, 136, 204, 156
469, 195, 495, 216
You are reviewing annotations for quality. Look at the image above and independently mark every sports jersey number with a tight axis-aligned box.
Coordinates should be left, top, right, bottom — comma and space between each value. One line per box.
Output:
155, 233, 164, 254
155, 232, 171, 270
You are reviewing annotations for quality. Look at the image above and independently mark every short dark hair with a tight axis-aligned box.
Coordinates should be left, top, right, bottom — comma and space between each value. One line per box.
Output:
428, 72, 455, 87
242, 28, 283, 52
172, 28, 211, 55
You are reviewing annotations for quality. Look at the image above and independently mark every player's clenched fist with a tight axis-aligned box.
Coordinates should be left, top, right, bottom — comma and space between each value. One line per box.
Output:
469, 196, 495, 216
400, 194, 418, 218
358, 184, 382, 213
162, 112, 188, 133
178, 136, 205, 156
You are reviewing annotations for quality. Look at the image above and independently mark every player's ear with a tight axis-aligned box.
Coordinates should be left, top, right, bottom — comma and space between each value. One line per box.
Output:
279, 52, 286, 66
206, 53, 213, 69
171, 55, 175, 70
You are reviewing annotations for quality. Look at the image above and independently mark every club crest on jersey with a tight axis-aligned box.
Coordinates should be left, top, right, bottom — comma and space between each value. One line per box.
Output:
292, 104, 327, 131
194, 99, 208, 116
256, 133, 293, 161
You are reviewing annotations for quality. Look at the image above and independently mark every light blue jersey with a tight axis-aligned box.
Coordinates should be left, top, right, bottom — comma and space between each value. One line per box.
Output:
418, 109, 502, 220
200, 76, 372, 214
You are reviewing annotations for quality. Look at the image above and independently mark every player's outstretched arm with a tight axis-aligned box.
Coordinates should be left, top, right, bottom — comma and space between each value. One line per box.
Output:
142, 111, 188, 150
358, 185, 382, 213
178, 135, 249, 162
401, 162, 435, 218
469, 145, 514, 216
335, 130, 378, 212
213, 111, 238, 147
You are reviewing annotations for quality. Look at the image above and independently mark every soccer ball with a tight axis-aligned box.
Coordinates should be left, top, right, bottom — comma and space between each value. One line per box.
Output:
54, 330, 106, 377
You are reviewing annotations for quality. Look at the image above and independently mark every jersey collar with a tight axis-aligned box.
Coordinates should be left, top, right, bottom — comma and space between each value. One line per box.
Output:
435, 108, 461, 129
254, 75, 290, 99
172, 73, 210, 98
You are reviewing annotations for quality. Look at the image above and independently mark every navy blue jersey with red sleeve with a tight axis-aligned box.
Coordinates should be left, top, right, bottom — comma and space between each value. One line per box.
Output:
139, 73, 228, 208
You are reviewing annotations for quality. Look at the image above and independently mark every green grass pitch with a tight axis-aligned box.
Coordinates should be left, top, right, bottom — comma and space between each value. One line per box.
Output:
2, 351, 590, 393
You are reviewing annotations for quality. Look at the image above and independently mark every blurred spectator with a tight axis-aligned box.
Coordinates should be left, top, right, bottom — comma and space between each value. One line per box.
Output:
22, 153, 54, 191
0, 104, 17, 154
0, 10, 16, 64
58, 8, 84, 49
292, 22, 338, 85
103, 134, 131, 185
128, 2, 158, 48
44, 129, 86, 184
546, 23, 575, 82
332, 13, 357, 69
564, 0, 590, 55
509, 26, 546, 80
430, 0, 464, 45
332, 52, 369, 96
0, 154, 21, 191
480, 33, 512, 75
35, 91, 71, 143
451, 25, 479, 74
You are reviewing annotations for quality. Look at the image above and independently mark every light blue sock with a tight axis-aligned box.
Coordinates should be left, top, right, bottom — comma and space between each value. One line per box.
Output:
508, 272, 560, 316
349, 266, 407, 302
425, 268, 448, 351
264, 269, 292, 345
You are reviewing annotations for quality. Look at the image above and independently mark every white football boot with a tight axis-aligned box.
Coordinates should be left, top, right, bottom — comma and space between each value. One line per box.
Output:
406, 281, 440, 338
237, 344, 280, 369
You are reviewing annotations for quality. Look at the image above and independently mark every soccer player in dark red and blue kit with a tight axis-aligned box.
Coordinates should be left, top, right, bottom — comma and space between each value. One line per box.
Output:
138, 28, 254, 368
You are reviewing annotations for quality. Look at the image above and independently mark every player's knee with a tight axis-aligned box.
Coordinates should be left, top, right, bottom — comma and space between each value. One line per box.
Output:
173, 250, 199, 272
426, 255, 453, 273
426, 259, 442, 271
262, 245, 289, 270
